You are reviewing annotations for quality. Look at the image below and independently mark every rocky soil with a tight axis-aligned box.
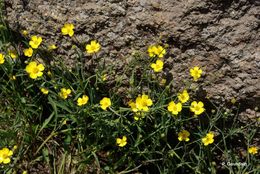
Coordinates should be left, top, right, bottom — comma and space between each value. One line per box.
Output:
3, 0, 260, 118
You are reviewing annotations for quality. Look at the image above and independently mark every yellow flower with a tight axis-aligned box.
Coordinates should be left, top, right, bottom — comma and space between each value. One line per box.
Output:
148, 45, 166, 58
47, 70, 52, 76
29, 35, 42, 49
231, 98, 236, 104
61, 23, 74, 37
40, 88, 49, 95
102, 74, 107, 81
135, 94, 153, 112
21, 30, 28, 36
128, 100, 138, 112
48, 44, 57, 50
100, 97, 111, 110
190, 66, 202, 81
151, 59, 164, 72
167, 101, 182, 115
248, 146, 258, 155
116, 136, 127, 147
0, 53, 5, 64
178, 90, 189, 103
12, 145, 18, 150
178, 130, 190, 142
10, 75, 16, 80
190, 101, 205, 115
77, 95, 89, 106
159, 78, 166, 86
148, 45, 158, 57
59, 88, 71, 99
128, 100, 147, 121
8, 50, 18, 59
23, 47, 33, 57
86, 40, 101, 54
0, 147, 13, 164
25, 61, 45, 79
202, 132, 214, 146
155, 45, 166, 58
62, 119, 68, 125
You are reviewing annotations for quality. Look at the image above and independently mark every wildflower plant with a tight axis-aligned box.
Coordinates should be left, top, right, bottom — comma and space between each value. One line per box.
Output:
0, 14, 259, 174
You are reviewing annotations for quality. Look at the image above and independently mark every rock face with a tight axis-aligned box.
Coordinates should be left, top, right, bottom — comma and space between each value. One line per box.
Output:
4, 0, 260, 109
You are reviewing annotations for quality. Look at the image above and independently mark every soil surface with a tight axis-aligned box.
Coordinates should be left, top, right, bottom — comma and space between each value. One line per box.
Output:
4, 0, 260, 114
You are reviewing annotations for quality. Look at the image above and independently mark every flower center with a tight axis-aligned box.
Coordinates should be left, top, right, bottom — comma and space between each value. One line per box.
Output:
194, 70, 200, 76
91, 45, 97, 50
172, 105, 178, 111
32, 67, 39, 74
141, 100, 148, 107
2, 153, 8, 158
194, 105, 201, 111
180, 95, 185, 100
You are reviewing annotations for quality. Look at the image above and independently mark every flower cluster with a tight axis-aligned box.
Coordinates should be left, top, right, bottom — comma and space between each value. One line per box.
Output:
23, 35, 42, 58
167, 89, 204, 116
128, 94, 153, 121
148, 45, 165, 73
129, 94, 153, 113
1, 23, 255, 171
148, 45, 166, 58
